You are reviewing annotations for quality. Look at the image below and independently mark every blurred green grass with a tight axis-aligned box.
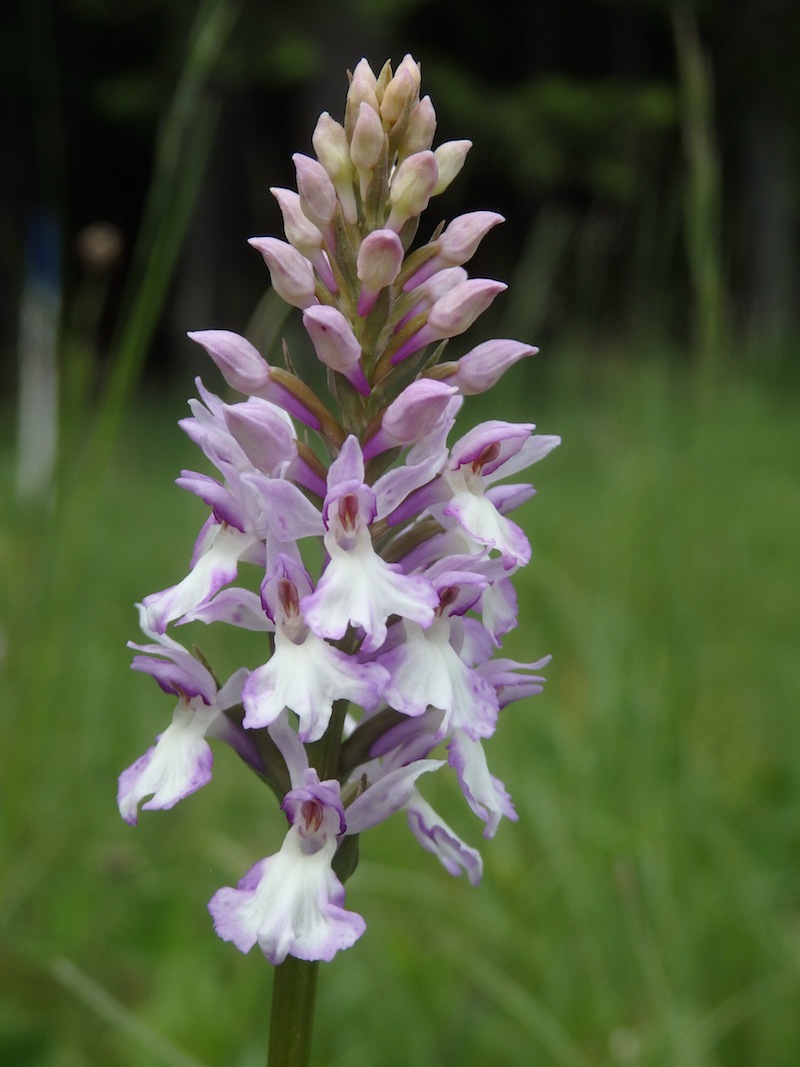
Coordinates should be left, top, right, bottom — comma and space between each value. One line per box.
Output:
1, 353, 798, 1066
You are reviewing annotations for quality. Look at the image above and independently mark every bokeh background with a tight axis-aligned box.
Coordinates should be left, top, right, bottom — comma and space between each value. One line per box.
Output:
2, 1, 799, 1065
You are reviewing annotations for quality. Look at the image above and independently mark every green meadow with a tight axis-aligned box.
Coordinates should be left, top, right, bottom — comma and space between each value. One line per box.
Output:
1, 352, 798, 1066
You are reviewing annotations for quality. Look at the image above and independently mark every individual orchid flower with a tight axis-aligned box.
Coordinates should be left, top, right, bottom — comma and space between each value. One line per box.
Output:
208, 769, 364, 964
301, 436, 438, 652
242, 555, 389, 742
118, 627, 250, 824
377, 571, 499, 740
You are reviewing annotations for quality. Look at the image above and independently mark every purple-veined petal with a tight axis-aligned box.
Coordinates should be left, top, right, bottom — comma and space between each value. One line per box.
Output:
378, 616, 498, 740
209, 770, 364, 963
302, 529, 438, 652
476, 655, 551, 707
448, 729, 517, 839
440, 474, 531, 568
406, 793, 483, 885
181, 587, 273, 630
242, 628, 389, 742
344, 759, 445, 834
117, 701, 219, 825
141, 524, 259, 633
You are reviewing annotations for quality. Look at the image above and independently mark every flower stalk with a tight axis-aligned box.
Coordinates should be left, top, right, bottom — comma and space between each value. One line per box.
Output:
268, 956, 319, 1067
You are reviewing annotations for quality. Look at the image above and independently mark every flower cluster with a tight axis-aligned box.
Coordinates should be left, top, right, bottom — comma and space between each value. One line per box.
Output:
120, 56, 559, 966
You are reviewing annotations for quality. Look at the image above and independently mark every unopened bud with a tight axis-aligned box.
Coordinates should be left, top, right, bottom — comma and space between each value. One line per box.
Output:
187, 330, 271, 395
312, 112, 358, 225
270, 188, 337, 293
386, 150, 438, 232
427, 339, 537, 395
293, 153, 337, 236
399, 95, 437, 160
351, 101, 386, 199
439, 211, 504, 265
351, 102, 385, 171
391, 278, 506, 364
356, 228, 404, 315
302, 305, 370, 396
363, 379, 458, 458
380, 55, 421, 129
432, 140, 471, 195
346, 59, 379, 132
395, 267, 467, 331
404, 211, 504, 289
426, 278, 506, 336
248, 236, 318, 309
223, 398, 296, 473
270, 188, 323, 259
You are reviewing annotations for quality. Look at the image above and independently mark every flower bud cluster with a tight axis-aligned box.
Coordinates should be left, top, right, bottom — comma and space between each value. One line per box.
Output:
120, 56, 559, 966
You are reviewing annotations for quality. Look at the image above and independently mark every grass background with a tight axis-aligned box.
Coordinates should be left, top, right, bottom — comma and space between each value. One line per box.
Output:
1, 350, 798, 1066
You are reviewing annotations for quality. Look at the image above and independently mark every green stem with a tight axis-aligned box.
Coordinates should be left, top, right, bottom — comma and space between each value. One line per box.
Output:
308, 697, 351, 780
268, 956, 320, 1067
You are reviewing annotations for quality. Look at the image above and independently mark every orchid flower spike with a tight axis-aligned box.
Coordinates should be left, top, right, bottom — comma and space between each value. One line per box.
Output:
121, 54, 560, 973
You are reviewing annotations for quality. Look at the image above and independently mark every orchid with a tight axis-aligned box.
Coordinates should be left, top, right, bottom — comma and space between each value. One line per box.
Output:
121, 55, 559, 1067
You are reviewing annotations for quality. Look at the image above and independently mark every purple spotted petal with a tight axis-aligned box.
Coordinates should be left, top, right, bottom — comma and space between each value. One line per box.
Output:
128, 642, 217, 703
209, 771, 364, 964
302, 534, 438, 653
378, 617, 498, 740
242, 628, 389, 742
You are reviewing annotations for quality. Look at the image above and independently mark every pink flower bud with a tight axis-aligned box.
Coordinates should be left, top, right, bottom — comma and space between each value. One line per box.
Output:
356, 229, 404, 315
187, 330, 341, 439
270, 188, 322, 258
363, 379, 458, 458
351, 102, 385, 171
380, 55, 421, 128
270, 188, 337, 293
302, 305, 370, 396
416, 266, 469, 304
443, 339, 538, 395
404, 211, 505, 289
439, 211, 504, 265
386, 151, 438, 232
346, 59, 379, 127
432, 140, 471, 195
426, 278, 506, 336
223, 398, 296, 473
391, 279, 507, 364
293, 153, 337, 236
187, 330, 270, 395
395, 267, 467, 331
351, 101, 386, 198
312, 112, 358, 225
248, 236, 318, 309
399, 95, 437, 160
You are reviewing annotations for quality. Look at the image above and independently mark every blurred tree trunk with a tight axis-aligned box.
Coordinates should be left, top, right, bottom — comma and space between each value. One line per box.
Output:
739, 97, 796, 352
727, 0, 799, 357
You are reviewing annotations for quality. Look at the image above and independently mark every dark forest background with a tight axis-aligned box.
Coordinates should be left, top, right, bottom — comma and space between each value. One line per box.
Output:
2, 0, 798, 402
